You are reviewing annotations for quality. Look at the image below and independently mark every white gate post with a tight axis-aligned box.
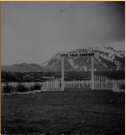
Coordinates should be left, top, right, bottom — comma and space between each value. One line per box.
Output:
91, 56, 94, 90
61, 56, 64, 91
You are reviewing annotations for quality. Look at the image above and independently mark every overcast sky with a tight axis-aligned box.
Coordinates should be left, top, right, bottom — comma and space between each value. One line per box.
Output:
1, 1, 125, 65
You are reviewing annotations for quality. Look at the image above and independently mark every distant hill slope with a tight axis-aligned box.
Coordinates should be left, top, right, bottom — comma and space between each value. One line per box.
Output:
41, 46, 125, 71
1, 63, 44, 72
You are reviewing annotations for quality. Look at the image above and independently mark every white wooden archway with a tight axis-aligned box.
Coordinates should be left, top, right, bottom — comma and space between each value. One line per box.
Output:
60, 53, 95, 91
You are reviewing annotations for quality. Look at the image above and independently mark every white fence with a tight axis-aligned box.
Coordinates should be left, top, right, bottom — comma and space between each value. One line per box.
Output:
42, 75, 125, 91
1, 75, 125, 92
42, 79, 61, 91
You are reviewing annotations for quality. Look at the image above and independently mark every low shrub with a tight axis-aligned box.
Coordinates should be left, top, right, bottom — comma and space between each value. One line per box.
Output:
3, 84, 13, 93
16, 83, 29, 92
30, 83, 42, 91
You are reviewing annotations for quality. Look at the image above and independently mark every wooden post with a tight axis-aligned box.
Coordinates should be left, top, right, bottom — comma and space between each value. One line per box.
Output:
61, 56, 64, 91
91, 56, 94, 90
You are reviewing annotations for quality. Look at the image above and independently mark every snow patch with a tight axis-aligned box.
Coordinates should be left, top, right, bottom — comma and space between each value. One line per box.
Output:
98, 58, 107, 68
73, 57, 78, 60
74, 65, 78, 69
115, 61, 121, 66
68, 59, 75, 68
42, 60, 50, 66
116, 65, 121, 70
84, 59, 89, 66
102, 63, 107, 67
98, 47, 124, 58
110, 55, 115, 61
86, 59, 89, 63
100, 53, 111, 62
49, 62, 56, 69
83, 66, 87, 71
68, 59, 79, 69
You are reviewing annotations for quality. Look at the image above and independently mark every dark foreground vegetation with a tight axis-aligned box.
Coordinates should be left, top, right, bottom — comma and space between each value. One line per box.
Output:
2, 82, 42, 93
1, 90, 125, 134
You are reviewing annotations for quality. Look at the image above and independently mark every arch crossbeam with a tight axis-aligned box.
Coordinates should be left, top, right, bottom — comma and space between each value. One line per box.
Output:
60, 53, 95, 91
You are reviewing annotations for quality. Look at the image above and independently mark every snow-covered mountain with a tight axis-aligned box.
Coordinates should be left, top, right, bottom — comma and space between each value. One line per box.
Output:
41, 46, 125, 71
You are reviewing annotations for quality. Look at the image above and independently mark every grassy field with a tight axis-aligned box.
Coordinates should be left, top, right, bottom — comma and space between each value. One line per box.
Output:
1, 90, 125, 134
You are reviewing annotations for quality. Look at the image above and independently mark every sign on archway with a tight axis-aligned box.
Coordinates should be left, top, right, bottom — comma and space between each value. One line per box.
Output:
60, 53, 95, 91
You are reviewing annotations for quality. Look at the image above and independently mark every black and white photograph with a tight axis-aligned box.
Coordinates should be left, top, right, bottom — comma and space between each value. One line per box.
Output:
1, 1, 125, 134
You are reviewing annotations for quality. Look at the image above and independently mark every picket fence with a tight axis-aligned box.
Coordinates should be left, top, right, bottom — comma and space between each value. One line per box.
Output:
42, 75, 125, 91
1, 75, 125, 92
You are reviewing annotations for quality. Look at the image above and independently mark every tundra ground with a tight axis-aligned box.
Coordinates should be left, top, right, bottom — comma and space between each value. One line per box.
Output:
1, 90, 125, 134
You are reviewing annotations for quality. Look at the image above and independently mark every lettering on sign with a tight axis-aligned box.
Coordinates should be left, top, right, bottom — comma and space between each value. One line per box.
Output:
61, 53, 95, 57
61, 54, 68, 57
70, 54, 78, 57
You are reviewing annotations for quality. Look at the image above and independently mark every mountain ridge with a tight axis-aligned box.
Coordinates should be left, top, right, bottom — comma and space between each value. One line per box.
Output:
1, 46, 125, 72
41, 46, 125, 71
1, 63, 44, 72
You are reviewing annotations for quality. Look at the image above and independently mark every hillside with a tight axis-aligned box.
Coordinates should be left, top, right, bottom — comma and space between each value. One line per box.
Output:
1, 63, 44, 72
41, 46, 125, 71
